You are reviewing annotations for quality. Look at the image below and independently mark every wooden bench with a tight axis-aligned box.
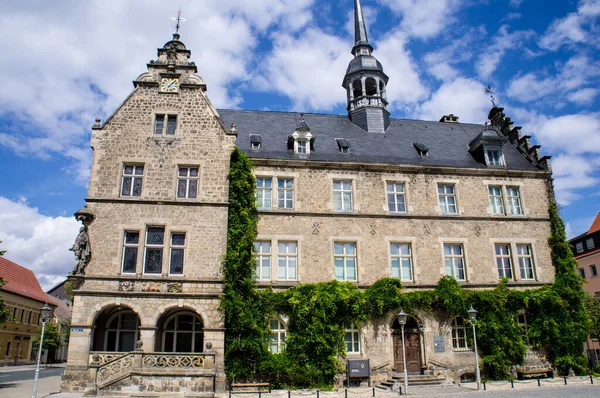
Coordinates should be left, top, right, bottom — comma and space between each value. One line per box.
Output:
230, 383, 271, 395
517, 368, 553, 380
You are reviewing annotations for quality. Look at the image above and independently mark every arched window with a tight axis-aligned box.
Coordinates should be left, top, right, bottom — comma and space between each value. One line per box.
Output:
451, 317, 469, 351
105, 310, 140, 352
365, 78, 377, 96
343, 322, 360, 354
352, 80, 363, 98
269, 319, 286, 353
161, 312, 204, 353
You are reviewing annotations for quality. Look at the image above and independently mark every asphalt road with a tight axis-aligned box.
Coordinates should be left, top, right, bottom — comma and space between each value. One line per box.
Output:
0, 367, 64, 383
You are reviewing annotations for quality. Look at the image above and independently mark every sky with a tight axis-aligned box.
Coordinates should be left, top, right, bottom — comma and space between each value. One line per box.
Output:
0, 0, 599, 290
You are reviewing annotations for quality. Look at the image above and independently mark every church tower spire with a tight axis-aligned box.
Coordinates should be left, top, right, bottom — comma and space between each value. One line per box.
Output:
343, 0, 390, 133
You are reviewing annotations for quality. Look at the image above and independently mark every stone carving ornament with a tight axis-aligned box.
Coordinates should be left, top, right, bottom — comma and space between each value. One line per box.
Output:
167, 282, 183, 293
70, 206, 94, 276
118, 281, 134, 292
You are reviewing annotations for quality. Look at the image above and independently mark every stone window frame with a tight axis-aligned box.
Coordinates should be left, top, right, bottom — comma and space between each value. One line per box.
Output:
488, 186, 505, 215
277, 178, 295, 210
121, 230, 140, 274
489, 239, 539, 283
332, 179, 354, 213
277, 241, 298, 281
343, 321, 361, 355
254, 240, 272, 281
591, 264, 598, 278
160, 311, 204, 353
516, 243, 537, 281
153, 113, 178, 136
386, 181, 408, 214
255, 176, 273, 210
176, 165, 200, 199
482, 181, 527, 217
254, 235, 302, 282
332, 240, 359, 282
494, 243, 515, 280
484, 147, 506, 167
120, 163, 145, 198
434, 179, 463, 216
143, 226, 166, 275
579, 267, 587, 279
451, 316, 470, 352
168, 232, 186, 276
268, 318, 287, 354
439, 238, 469, 282
389, 242, 414, 282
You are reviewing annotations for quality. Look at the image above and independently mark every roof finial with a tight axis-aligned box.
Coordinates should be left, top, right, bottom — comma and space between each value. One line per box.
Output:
171, 8, 186, 34
486, 85, 497, 108
354, 0, 369, 46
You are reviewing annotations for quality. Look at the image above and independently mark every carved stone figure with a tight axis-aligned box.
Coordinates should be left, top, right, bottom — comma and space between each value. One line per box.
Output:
70, 227, 91, 275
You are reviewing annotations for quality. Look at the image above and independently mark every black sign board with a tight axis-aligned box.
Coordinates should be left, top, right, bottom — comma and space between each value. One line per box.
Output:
434, 335, 445, 353
348, 359, 370, 378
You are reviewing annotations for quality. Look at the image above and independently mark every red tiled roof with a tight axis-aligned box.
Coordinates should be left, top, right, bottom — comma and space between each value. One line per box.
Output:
0, 257, 52, 304
589, 212, 600, 235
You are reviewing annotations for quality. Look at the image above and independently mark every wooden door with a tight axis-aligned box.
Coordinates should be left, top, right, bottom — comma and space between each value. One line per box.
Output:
393, 332, 421, 373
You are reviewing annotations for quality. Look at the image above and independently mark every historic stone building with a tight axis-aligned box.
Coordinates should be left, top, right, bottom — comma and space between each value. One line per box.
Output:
63, 0, 556, 395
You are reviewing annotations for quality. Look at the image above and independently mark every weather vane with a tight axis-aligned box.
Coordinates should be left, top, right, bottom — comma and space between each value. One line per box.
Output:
485, 85, 497, 107
171, 8, 186, 34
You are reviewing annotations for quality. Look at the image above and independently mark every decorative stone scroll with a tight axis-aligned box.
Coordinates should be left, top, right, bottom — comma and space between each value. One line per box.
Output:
167, 282, 183, 293
97, 354, 134, 387
142, 354, 205, 369
118, 281, 134, 292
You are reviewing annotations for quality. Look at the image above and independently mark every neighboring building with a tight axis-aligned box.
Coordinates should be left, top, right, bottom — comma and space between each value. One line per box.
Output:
47, 280, 73, 363
570, 212, 600, 367
63, 1, 556, 394
0, 257, 56, 366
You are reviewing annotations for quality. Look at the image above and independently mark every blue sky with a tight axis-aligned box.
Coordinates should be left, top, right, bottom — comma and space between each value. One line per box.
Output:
0, 0, 599, 288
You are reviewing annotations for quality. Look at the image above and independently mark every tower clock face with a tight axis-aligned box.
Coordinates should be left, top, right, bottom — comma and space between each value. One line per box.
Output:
160, 78, 179, 93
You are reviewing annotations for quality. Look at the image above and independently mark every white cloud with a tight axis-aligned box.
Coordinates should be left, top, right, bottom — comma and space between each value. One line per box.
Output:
551, 154, 600, 205
416, 78, 490, 123
422, 28, 479, 82
379, 0, 463, 39
0, 197, 81, 290
567, 88, 599, 104
475, 25, 535, 80
539, 0, 600, 50
510, 0, 524, 8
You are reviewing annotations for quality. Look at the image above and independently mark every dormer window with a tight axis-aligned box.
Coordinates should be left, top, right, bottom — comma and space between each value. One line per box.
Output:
296, 139, 307, 154
413, 142, 429, 158
336, 139, 350, 154
486, 149, 504, 166
289, 115, 314, 155
250, 134, 262, 151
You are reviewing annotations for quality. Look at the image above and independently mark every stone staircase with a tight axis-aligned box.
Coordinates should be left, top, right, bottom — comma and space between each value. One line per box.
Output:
376, 373, 450, 391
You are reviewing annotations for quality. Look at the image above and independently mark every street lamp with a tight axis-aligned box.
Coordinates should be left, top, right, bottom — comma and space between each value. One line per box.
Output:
32, 303, 53, 398
467, 305, 481, 391
396, 310, 409, 395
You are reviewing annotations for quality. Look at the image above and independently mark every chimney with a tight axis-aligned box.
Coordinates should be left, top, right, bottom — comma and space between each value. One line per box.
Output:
439, 114, 459, 123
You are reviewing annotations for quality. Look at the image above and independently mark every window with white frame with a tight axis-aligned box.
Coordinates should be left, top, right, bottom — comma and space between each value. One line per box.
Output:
444, 243, 466, 281
256, 178, 272, 209
277, 179, 294, 209
575, 242, 584, 253
333, 180, 353, 212
144, 227, 165, 274
122, 231, 139, 273
269, 319, 286, 353
121, 165, 144, 197
488, 186, 505, 215
486, 149, 504, 166
154, 114, 177, 135
254, 241, 271, 280
516, 244, 535, 280
278, 241, 297, 280
391, 243, 413, 281
334, 243, 357, 281
296, 139, 307, 154
579, 268, 586, 279
587, 238, 595, 250
177, 167, 199, 198
438, 184, 458, 214
506, 187, 523, 215
495, 244, 513, 279
343, 322, 360, 354
169, 233, 186, 274
451, 317, 469, 351
387, 183, 407, 213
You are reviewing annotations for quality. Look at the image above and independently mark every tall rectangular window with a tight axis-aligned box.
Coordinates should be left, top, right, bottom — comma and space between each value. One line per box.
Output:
334, 243, 357, 281
579, 268, 587, 279
277, 179, 294, 209
122, 231, 139, 273
487, 150, 504, 166
177, 167, 199, 198
575, 242, 584, 253
254, 241, 271, 280
12, 307, 18, 319
169, 233, 186, 275
333, 180, 353, 212
256, 178, 272, 209
506, 187, 523, 215
495, 244, 513, 279
144, 227, 165, 274
154, 114, 177, 135
343, 322, 360, 354
591, 264, 598, 277
438, 184, 457, 214
387, 183, 406, 213
587, 238, 595, 250
444, 243, 466, 281
296, 140, 307, 154
278, 241, 297, 280
488, 186, 505, 215
391, 243, 413, 281
516, 244, 535, 280
121, 165, 144, 197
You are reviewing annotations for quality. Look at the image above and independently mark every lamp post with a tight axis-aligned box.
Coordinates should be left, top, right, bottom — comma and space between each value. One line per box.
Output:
32, 303, 53, 398
467, 305, 481, 391
397, 310, 409, 394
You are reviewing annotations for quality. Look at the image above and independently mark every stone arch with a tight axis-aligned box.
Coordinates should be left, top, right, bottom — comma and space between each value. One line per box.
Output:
365, 77, 378, 96
352, 79, 363, 98
86, 300, 143, 326
387, 311, 425, 374
90, 305, 141, 352
154, 307, 206, 352
150, 303, 210, 329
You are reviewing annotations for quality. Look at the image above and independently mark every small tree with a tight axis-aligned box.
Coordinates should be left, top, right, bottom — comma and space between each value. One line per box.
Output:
32, 322, 61, 364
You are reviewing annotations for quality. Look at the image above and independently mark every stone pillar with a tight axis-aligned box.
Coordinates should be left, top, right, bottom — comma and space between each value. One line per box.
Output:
66, 326, 93, 368
204, 328, 226, 392
138, 327, 156, 352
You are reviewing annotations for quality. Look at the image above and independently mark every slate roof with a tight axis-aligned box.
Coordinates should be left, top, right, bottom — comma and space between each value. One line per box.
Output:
217, 110, 541, 172
0, 257, 52, 304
